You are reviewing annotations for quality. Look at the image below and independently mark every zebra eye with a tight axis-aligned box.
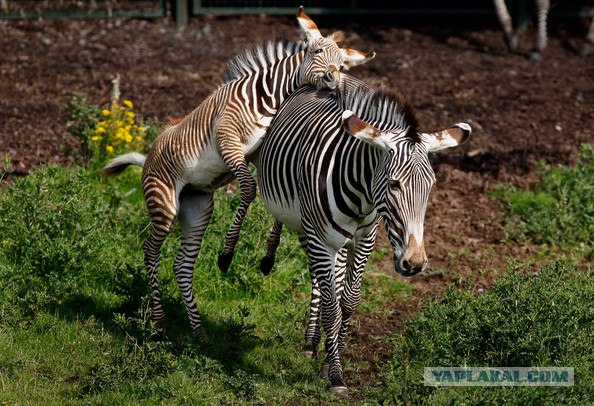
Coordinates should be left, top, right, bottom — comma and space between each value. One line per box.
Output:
388, 179, 401, 190
313, 48, 323, 55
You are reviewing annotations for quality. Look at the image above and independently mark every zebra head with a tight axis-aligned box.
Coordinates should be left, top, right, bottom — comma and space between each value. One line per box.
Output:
296, 7, 375, 90
342, 110, 471, 277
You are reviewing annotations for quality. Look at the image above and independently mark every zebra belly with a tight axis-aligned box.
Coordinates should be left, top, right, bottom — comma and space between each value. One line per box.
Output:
184, 144, 230, 189
263, 193, 304, 234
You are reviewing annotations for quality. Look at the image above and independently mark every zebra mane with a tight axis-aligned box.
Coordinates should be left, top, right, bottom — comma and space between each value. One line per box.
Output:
341, 80, 419, 142
220, 39, 306, 85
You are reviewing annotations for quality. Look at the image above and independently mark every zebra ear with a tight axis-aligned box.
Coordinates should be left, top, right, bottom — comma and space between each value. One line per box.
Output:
296, 6, 322, 43
421, 123, 472, 152
342, 110, 390, 151
340, 49, 376, 70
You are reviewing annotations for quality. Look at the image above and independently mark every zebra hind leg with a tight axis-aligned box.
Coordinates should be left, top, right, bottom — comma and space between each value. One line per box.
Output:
144, 230, 168, 331
142, 178, 178, 332
528, 0, 550, 60
175, 189, 215, 337
260, 220, 283, 275
218, 161, 257, 273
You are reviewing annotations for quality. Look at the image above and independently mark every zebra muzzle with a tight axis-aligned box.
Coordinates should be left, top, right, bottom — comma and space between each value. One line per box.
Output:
321, 70, 338, 89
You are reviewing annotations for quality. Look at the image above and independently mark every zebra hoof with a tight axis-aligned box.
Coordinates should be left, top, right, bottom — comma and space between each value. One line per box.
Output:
528, 51, 541, 61
217, 253, 233, 273
302, 345, 317, 358
504, 33, 518, 52
193, 327, 209, 343
330, 385, 349, 398
260, 255, 275, 275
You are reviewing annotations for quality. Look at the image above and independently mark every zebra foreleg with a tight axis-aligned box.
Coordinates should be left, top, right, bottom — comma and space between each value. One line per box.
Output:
260, 220, 283, 275
175, 190, 214, 337
218, 160, 257, 273
307, 242, 348, 395
337, 232, 376, 355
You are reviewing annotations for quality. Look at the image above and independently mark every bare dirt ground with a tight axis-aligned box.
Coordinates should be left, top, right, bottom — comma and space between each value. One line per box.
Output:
1, 10, 593, 391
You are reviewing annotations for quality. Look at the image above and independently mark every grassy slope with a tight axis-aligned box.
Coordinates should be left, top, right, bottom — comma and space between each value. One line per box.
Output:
1, 144, 592, 404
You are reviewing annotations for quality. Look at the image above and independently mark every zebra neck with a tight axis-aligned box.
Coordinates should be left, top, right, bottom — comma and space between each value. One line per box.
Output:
256, 51, 305, 115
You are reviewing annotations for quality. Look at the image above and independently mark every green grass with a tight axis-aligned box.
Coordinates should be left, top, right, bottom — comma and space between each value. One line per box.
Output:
492, 143, 594, 260
0, 165, 342, 404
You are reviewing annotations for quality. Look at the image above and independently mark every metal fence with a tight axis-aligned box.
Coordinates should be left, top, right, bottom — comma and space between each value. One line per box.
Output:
1, 0, 591, 26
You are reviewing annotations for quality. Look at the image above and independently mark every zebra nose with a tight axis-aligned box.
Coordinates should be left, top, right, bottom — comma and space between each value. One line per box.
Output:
400, 259, 412, 271
323, 71, 334, 83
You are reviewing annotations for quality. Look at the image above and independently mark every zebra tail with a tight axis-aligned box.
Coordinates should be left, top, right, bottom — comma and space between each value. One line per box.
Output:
101, 151, 147, 176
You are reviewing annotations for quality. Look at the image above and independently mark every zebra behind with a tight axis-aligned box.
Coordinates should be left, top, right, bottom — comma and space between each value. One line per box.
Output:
257, 81, 471, 395
493, 0, 594, 58
101, 8, 374, 333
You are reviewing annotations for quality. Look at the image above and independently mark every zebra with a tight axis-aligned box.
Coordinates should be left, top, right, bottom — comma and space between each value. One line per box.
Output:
256, 80, 471, 395
493, 0, 594, 58
101, 7, 374, 334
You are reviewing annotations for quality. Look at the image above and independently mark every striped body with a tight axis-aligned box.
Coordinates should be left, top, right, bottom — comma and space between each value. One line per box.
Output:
103, 8, 375, 334
257, 77, 471, 393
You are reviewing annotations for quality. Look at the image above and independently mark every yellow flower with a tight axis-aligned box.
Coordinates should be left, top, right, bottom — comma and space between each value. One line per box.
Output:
126, 111, 135, 120
123, 100, 133, 109
90, 135, 102, 142
105, 145, 114, 153
102, 109, 111, 116
115, 120, 124, 127
95, 126, 106, 134
125, 133, 133, 143
135, 136, 142, 142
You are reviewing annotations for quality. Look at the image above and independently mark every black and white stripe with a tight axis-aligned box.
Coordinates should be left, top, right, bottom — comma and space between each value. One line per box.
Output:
257, 75, 470, 394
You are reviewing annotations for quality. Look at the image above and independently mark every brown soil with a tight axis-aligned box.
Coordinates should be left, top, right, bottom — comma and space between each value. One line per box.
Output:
1, 11, 593, 394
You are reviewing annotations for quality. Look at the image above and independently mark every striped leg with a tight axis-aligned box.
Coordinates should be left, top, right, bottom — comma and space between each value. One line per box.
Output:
299, 234, 321, 357
529, 0, 550, 59
319, 247, 347, 380
142, 177, 178, 330
493, 0, 518, 51
338, 229, 377, 355
305, 236, 347, 394
260, 220, 283, 275
175, 189, 214, 334
218, 158, 257, 273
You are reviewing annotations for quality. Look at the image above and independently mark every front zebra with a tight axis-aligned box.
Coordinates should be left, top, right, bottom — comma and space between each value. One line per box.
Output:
258, 82, 471, 395
102, 8, 374, 333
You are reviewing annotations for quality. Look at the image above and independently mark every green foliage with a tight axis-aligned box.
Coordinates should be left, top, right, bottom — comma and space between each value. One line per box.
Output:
380, 261, 594, 405
493, 143, 594, 258
0, 165, 147, 323
64, 92, 102, 164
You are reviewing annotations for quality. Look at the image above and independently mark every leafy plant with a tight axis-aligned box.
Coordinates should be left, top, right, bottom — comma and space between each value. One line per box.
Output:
380, 261, 594, 405
65, 84, 159, 169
